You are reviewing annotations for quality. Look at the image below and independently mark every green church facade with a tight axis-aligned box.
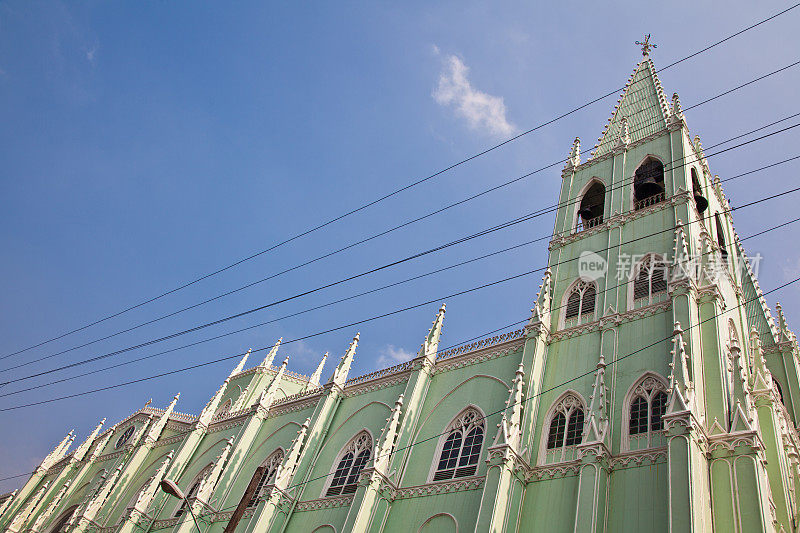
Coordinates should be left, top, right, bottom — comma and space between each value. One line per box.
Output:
3, 53, 800, 533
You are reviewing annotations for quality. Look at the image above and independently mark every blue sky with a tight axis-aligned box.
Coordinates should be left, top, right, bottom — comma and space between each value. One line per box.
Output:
1, 1, 799, 490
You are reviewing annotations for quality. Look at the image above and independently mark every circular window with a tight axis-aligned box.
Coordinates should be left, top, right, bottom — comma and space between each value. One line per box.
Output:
115, 426, 135, 449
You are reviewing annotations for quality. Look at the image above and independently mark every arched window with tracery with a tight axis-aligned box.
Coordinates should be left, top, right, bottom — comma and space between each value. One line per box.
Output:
625, 375, 668, 451
115, 426, 135, 449
691, 168, 708, 214
631, 255, 668, 309
774, 379, 785, 406
174, 464, 212, 517
48, 506, 78, 533
563, 280, 597, 328
633, 157, 665, 209
432, 408, 485, 481
714, 213, 728, 261
215, 399, 232, 418
325, 432, 372, 496
542, 394, 585, 464
247, 449, 284, 507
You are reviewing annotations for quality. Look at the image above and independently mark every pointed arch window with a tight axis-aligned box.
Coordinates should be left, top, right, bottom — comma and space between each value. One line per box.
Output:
247, 449, 284, 507
577, 181, 605, 231
325, 432, 372, 496
632, 255, 668, 308
626, 376, 667, 451
543, 395, 585, 464
564, 280, 597, 328
774, 379, 785, 406
432, 408, 485, 481
633, 157, 665, 209
115, 426, 135, 449
50, 506, 78, 533
691, 168, 708, 214
174, 464, 212, 517
215, 399, 232, 417
714, 213, 728, 261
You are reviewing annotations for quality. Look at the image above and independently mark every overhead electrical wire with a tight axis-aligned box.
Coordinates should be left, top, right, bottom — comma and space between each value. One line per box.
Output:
3, 3, 797, 362
4, 79, 800, 378
3, 112, 798, 383
2, 181, 799, 408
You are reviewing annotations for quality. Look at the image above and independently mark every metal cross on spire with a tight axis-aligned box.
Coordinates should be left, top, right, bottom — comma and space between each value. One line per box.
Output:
635, 34, 657, 56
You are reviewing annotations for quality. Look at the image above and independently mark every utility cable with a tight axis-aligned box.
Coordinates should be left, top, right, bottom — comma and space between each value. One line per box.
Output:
3, 4, 796, 361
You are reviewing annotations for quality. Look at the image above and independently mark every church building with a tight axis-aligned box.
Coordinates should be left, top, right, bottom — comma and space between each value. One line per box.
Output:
2, 48, 800, 533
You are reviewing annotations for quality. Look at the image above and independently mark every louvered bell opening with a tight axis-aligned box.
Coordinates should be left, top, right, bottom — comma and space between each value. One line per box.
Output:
455, 465, 477, 478
651, 267, 667, 294
581, 286, 596, 315
565, 292, 581, 319
633, 271, 650, 300
433, 469, 454, 481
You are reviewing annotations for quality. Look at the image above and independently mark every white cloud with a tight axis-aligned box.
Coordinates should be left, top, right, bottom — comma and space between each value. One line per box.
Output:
85, 44, 98, 65
375, 344, 415, 368
783, 257, 800, 285
433, 54, 517, 138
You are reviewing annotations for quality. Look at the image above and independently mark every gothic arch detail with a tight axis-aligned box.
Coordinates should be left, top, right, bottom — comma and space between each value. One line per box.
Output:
322, 431, 372, 497
621, 373, 668, 452
173, 463, 213, 517
429, 406, 485, 482
247, 448, 284, 507
628, 253, 668, 309
561, 279, 597, 329
539, 391, 586, 464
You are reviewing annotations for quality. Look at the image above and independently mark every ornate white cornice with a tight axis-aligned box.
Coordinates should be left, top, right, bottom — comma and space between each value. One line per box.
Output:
294, 495, 353, 512
393, 476, 485, 500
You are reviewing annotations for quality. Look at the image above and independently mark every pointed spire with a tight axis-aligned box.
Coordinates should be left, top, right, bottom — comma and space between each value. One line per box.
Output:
672, 220, 691, 282
131, 450, 174, 515
256, 357, 288, 410
0, 489, 17, 517
40, 430, 74, 471
195, 437, 235, 504
31, 479, 71, 532
84, 461, 124, 518
374, 394, 404, 474
145, 393, 180, 444
331, 334, 358, 387
776, 303, 791, 341
731, 400, 754, 432
72, 419, 106, 463
7, 482, 49, 531
615, 117, 631, 148
583, 354, 609, 444
305, 352, 328, 391
273, 418, 310, 491
496, 364, 526, 451
670, 92, 684, 125
419, 304, 446, 363
750, 326, 773, 392
667, 322, 693, 413
565, 137, 581, 169
198, 351, 250, 428
259, 339, 282, 369
728, 333, 755, 428
529, 269, 552, 327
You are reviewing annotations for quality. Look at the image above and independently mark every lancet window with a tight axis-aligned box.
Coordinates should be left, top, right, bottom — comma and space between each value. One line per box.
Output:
432, 408, 485, 481
325, 432, 372, 496
115, 426, 135, 449
625, 375, 667, 451
563, 280, 597, 328
633, 157, 665, 209
715, 213, 728, 261
174, 464, 212, 517
691, 168, 708, 214
50, 506, 78, 533
247, 449, 284, 507
631, 254, 668, 308
543, 394, 585, 464
774, 380, 785, 406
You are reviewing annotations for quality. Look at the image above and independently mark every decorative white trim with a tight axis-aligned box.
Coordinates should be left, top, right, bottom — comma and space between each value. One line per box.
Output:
394, 476, 485, 499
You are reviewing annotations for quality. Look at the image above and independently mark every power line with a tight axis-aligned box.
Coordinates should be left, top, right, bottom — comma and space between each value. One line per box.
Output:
2, 182, 798, 408
4, 112, 798, 382
5, 86, 799, 378
5, 205, 796, 401
3, 5, 796, 361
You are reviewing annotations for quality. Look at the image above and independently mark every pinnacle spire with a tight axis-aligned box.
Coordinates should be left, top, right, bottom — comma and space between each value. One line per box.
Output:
145, 393, 180, 443
750, 326, 773, 392
305, 352, 328, 391
131, 450, 174, 515
259, 338, 282, 369
529, 269, 552, 327
496, 363, 525, 451
40, 430, 74, 471
420, 304, 446, 362
73, 418, 106, 463
667, 322, 693, 413
776, 303, 791, 341
670, 92, 684, 125
256, 357, 289, 410
195, 437, 235, 503
273, 418, 311, 490
565, 137, 581, 169
583, 354, 609, 443
7, 482, 49, 532
331, 334, 358, 387
31, 479, 71, 532
230, 349, 251, 377
728, 333, 754, 428
373, 394, 404, 474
